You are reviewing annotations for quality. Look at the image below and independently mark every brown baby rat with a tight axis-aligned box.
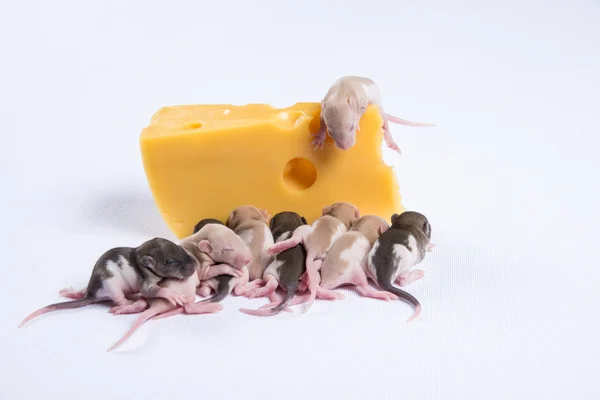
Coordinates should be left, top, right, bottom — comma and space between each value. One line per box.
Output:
226, 205, 275, 294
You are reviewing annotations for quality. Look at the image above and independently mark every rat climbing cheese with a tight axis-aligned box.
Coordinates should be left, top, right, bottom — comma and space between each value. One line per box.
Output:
140, 103, 404, 239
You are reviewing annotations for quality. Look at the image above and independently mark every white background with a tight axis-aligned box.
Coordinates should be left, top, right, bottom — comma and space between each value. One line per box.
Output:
1, 0, 600, 398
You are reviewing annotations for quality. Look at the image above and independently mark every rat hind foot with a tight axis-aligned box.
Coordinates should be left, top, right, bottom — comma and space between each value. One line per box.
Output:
396, 270, 425, 287
315, 287, 344, 300
196, 285, 213, 298
59, 287, 86, 300
383, 129, 401, 154
110, 299, 148, 315
355, 285, 398, 301
382, 119, 402, 154
184, 302, 223, 314
247, 275, 278, 299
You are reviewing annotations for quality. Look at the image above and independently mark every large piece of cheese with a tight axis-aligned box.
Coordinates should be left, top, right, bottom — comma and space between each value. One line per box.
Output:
140, 103, 404, 239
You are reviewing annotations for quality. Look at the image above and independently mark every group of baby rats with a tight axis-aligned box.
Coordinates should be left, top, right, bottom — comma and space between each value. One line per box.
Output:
18, 202, 433, 351
18, 75, 435, 351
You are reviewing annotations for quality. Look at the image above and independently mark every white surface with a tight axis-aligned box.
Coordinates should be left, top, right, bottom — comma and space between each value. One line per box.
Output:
1, 0, 600, 398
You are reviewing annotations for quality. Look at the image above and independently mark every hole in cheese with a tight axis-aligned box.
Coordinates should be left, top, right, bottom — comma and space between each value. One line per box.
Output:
184, 122, 203, 129
283, 158, 317, 190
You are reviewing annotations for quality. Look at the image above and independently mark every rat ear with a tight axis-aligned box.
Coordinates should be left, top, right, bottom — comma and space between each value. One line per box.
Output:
358, 99, 368, 114
322, 205, 331, 215
197, 240, 212, 254
379, 224, 389, 235
139, 255, 156, 268
301, 216, 308, 225
225, 211, 234, 227
354, 208, 360, 219
391, 213, 401, 225
258, 208, 270, 221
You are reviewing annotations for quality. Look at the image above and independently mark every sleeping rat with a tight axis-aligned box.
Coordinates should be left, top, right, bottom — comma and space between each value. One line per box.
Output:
365, 211, 434, 322
192, 218, 252, 303
18, 238, 198, 327
226, 205, 275, 294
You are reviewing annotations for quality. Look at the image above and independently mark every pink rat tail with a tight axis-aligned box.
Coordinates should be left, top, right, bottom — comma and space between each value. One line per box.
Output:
150, 307, 184, 320
302, 253, 319, 314
18, 297, 96, 328
383, 113, 435, 127
107, 307, 163, 352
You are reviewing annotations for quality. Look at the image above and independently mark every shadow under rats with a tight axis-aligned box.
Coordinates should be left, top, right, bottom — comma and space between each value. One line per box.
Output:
82, 189, 175, 239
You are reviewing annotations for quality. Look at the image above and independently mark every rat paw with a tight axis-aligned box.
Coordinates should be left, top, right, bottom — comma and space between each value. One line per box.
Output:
298, 282, 308, 292
158, 288, 186, 306
297, 272, 309, 291
311, 132, 326, 151
233, 269, 244, 278
196, 286, 212, 297
398, 270, 425, 286
387, 142, 401, 154
382, 292, 399, 301
316, 289, 344, 301
109, 300, 147, 315
59, 288, 85, 300
185, 302, 223, 314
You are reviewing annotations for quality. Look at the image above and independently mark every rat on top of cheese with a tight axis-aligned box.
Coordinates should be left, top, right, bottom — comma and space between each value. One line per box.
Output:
140, 103, 404, 239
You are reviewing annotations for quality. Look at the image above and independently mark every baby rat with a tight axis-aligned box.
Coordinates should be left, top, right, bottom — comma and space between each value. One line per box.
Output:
192, 218, 252, 303
107, 271, 222, 351
180, 220, 253, 280
18, 238, 198, 327
239, 211, 308, 316
267, 202, 359, 312
313, 76, 434, 152
226, 205, 274, 293
366, 211, 434, 322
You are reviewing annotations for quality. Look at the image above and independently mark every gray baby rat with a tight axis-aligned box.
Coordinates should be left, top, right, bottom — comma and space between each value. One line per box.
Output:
240, 211, 308, 316
18, 238, 198, 327
366, 211, 434, 321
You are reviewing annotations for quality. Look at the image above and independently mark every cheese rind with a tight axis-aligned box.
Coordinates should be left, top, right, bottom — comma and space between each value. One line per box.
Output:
140, 102, 404, 239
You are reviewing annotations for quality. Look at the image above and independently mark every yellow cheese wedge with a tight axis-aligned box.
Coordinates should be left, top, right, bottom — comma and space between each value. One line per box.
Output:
140, 103, 404, 239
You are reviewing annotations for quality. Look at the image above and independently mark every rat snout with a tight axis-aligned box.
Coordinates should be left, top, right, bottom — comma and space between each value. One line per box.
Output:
333, 133, 355, 150
335, 140, 355, 150
182, 260, 198, 277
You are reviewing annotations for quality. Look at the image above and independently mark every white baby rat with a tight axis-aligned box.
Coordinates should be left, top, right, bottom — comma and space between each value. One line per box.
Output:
314, 76, 434, 153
